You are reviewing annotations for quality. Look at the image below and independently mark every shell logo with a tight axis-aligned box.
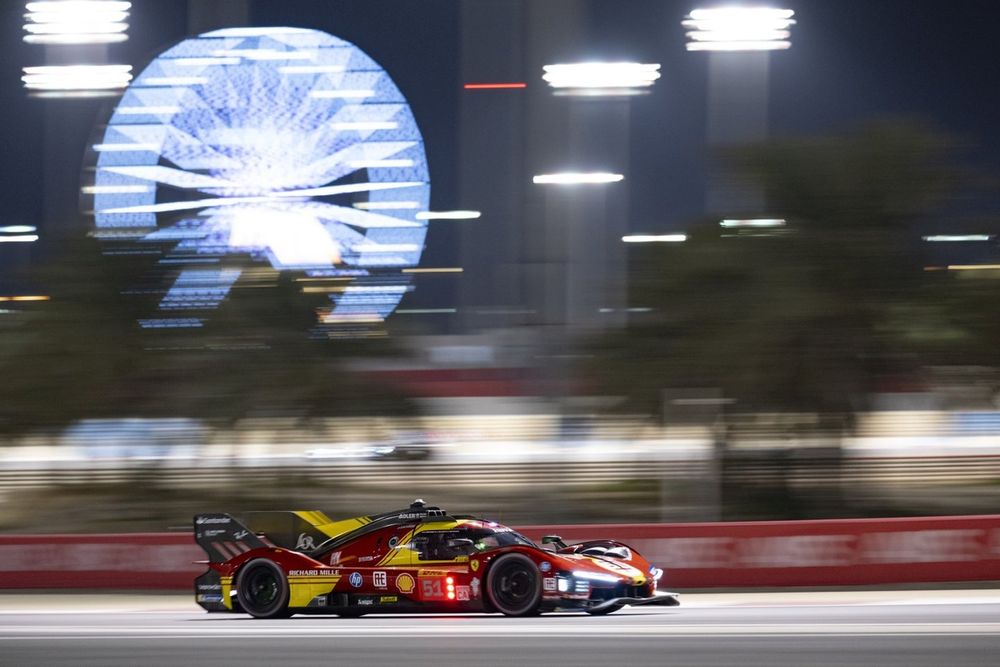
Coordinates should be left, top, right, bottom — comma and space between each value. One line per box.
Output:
396, 573, 416, 594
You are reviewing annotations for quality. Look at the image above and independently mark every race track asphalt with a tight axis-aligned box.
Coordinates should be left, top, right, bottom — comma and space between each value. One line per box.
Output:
2, 591, 998, 666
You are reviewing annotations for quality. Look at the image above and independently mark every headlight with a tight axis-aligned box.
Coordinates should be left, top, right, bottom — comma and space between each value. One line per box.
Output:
572, 570, 620, 583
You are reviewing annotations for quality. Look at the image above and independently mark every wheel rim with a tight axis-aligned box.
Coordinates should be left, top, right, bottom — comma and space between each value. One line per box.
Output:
493, 561, 536, 609
245, 568, 279, 609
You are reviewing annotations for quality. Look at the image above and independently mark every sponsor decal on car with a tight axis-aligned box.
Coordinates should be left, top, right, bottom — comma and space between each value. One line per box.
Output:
396, 573, 416, 594
289, 570, 324, 576
540, 561, 551, 573
349, 572, 363, 588
329, 551, 341, 565
543, 577, 557, 592
456, 585, 471, 601
470, 560, 479, 572
358, 597, 374, 606
296, 533, 317, 551
388, 536, 400, 548
234, 530, 249, 540
374, 571, 387, 588
379, 595, 398, 604
422, 579, 446, 599
196, 517, 230, 525
418, 569, 448, 576
470, 577, 480, 599
359, 555, 376, 562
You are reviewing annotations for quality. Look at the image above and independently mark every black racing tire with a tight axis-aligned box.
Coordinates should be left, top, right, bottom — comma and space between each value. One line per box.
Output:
486, 553, 542, 617
585, 602, 625, 616
236, 559, 291, 619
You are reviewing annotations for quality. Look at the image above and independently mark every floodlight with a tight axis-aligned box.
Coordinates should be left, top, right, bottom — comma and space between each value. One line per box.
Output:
415, 211, 481, 220
719, 218, 786, 228
684, 7, 794, 51
23, 1, 131, 44
542, 62, 660, 95
533, 172, 624, 185
922, 235, 992, 242
622, 234, 687, 243
21, 64, 132, 94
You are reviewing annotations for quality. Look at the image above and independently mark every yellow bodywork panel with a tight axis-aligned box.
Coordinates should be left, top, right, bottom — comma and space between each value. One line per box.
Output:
294, 510, 372, 540
376, 520, 473, 567
220, 576, 233, 610
288, 575, 342, 607
222, 574, 342, 610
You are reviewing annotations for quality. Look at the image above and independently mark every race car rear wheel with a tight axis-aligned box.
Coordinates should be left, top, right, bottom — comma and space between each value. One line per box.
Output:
486, 553, 542, 617
237, 559, 291, 619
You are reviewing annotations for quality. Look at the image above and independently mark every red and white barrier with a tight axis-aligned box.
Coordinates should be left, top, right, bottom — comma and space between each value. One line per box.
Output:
0, 533, 202, 589
1, 515, 998, 590
520, 515, 1000, 587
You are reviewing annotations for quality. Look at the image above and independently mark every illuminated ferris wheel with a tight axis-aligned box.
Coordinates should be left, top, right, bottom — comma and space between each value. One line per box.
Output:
91, 27, 430, 328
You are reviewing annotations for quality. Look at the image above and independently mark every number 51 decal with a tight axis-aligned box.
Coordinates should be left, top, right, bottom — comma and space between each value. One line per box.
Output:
421, 579, 444, 599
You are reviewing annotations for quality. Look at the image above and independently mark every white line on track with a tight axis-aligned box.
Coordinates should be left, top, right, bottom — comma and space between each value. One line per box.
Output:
3, 623, 1000, 637
3, 633, 1000, 641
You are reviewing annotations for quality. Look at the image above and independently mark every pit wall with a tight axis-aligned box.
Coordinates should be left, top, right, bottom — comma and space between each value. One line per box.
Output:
1, 515, 998, 589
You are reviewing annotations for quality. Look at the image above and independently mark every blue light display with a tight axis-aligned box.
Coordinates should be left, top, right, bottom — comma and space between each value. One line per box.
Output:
92, 27, 430, 326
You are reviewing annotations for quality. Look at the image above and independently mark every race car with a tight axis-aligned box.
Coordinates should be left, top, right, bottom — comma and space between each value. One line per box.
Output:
193, 500, 679, 618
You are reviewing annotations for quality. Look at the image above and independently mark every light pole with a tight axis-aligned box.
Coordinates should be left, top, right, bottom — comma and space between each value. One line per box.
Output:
682, 8, 796, 519
684, 7, 795, 216
535, 62, 660, 332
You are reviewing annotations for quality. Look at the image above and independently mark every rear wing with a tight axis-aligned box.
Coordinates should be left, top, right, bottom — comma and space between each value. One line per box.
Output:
193, 513, 268, 563
193, 513, 270, 613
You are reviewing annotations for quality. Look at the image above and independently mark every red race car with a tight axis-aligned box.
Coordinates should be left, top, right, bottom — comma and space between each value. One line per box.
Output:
194, 500, 680, 618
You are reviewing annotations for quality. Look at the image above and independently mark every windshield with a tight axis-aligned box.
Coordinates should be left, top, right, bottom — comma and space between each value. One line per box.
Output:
467, 527, 536, 552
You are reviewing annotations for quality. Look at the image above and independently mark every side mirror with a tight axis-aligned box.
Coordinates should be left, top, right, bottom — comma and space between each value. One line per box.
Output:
447, 538, 476, 555
541, 535, 566, 549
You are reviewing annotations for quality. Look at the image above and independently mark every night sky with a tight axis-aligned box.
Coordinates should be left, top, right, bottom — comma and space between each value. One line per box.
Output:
1, 0, 998, 278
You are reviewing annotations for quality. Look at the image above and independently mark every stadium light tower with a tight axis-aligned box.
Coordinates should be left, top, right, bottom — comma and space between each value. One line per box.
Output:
684, 6, 795, 216
533, 60, 659, 331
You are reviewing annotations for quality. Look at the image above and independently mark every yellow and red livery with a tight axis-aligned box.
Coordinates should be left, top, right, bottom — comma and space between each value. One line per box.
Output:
193, 500, 679, 618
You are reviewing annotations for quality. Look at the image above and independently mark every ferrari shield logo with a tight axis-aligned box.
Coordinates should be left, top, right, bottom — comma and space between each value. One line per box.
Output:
471, 560, 479, 572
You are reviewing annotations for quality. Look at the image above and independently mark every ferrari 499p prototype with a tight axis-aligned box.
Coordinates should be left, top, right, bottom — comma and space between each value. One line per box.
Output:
194, 500, 679, 618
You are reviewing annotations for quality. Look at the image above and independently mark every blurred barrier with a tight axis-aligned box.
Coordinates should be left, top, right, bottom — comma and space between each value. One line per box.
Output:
1, 515, 997, 590
2, 456, 1000, 491
0, 461, 707, 490
522, 515, 1000, 587
0, 533, 202, 589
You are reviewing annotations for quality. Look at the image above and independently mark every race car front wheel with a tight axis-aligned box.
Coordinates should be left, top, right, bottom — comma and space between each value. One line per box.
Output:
486, 553, 542, 617
236, 559, 291, 619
